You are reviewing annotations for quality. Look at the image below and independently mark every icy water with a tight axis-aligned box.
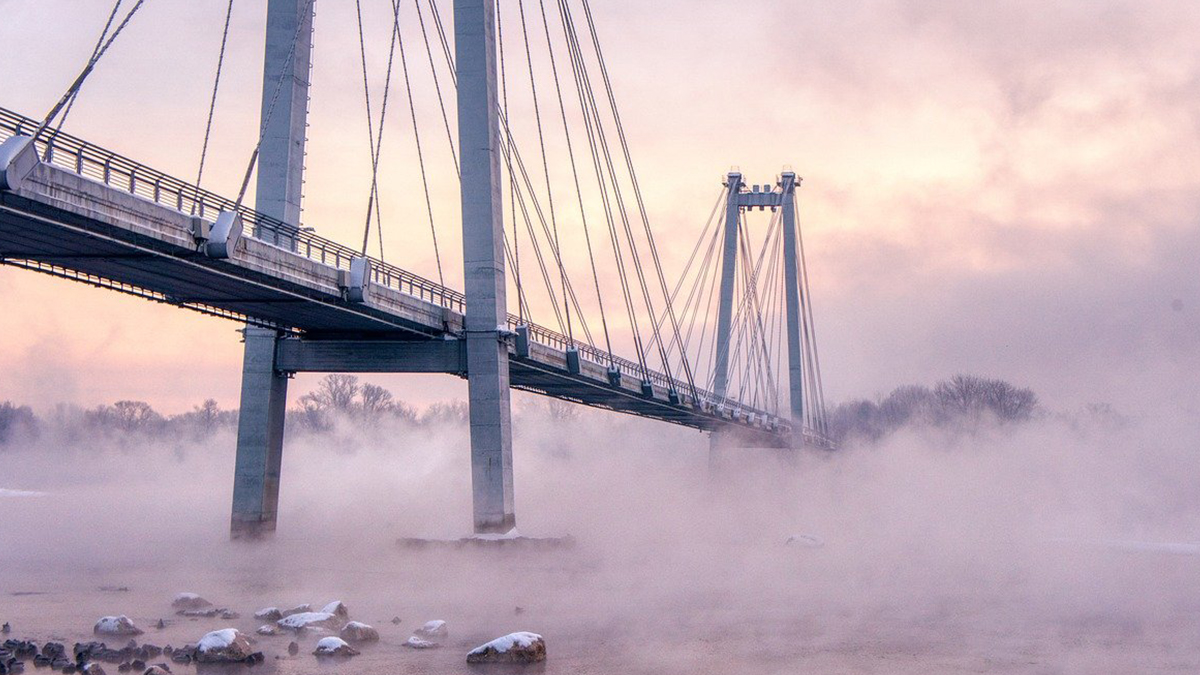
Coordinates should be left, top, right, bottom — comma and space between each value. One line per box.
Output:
5, 538, 1200, 674
6, 417, 1200, 673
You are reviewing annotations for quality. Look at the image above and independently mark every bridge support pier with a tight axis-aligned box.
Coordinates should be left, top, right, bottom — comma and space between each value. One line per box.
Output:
230, 327, 290, 539
456, 0, 516, 534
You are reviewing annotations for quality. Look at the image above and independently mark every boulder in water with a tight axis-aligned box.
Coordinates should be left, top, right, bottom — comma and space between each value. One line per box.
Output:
279, 605, 310, 618
252, 608, 282, 622
403, 637, 438, 650
143, 667, 169, 675
319, 602, 349, 621
194, 630, 251, 664
94, 618, 142, 637
466, 632, 545, 664
254, 626, 278, 637
276, 612, 341, 632
169, 595, 210, 612
413, 620, 447, 639
311, 638, 357, 658
338, 622, 378, 643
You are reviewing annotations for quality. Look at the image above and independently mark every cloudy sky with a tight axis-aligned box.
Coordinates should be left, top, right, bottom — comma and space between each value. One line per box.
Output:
0, 0, 1197, 418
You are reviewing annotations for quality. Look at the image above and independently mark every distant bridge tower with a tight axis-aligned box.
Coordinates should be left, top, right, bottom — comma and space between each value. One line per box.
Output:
710, 171, 810, 457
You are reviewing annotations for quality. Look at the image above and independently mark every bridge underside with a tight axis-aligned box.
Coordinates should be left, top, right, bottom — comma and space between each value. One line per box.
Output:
0, 178, 792, 448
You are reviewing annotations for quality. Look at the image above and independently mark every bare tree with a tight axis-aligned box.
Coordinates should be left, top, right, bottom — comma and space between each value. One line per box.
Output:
360, 383, 395, 415
300, 374, 361, 413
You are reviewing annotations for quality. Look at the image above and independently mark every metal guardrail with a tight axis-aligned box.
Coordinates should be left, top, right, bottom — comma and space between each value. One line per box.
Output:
0, 107, 821, 439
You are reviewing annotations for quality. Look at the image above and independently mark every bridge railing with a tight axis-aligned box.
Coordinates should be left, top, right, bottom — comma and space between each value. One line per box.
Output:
0, 108, 821, 438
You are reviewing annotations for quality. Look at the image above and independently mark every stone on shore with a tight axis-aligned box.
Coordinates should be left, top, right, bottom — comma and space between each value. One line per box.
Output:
276, 612, 341, 632
339, 622, 378, 643
319, 602, 349, 621
311, 638, 357, 658
169, 595, 210, 612
279, 605, 310, 618
403, 637, 438, 650
466, 632, 545, 664
94, 617, 143, 637
413, 620, 447, 639
194, 630, 251, 664
253, 608, 282, 622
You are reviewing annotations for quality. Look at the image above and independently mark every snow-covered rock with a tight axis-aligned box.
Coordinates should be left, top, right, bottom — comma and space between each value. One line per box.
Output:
253, 607, 283, 622
255, 625, 279, 636
170, 594, 211, 611
93, 616, 143, 636
312, 637, 358, 657
320, 601, 349, 621
280, 604, 311, 618
466, 632, 546, 664
276, 612, 341, 631
404, 637, 439, 649
339, 622, 378, 642
414, 620, 448, 639
195, 629, 252, 664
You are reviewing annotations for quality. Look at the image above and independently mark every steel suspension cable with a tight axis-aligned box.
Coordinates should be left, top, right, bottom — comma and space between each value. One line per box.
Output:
535, 0, 614, 363
496, 0, 525, 322
36, 0, 148, 144
415, 0, 459, 175
44, 0, 124, 158
392, 0, 445, 285
234, 0, 315, 208
516, 0, 571, 345
575, 0, 698, 397
193, 0, 236, 205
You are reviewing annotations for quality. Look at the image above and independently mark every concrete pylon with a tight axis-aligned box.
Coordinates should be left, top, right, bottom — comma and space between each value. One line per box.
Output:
230, 0, 314, 539
455, 0, 516, 533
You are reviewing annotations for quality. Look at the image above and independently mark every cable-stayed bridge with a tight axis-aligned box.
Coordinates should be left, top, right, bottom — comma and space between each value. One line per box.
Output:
0, 0, 833, 537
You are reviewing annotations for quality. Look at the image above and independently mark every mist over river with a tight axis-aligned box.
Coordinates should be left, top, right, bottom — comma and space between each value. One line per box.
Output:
4, 405, 1200, 673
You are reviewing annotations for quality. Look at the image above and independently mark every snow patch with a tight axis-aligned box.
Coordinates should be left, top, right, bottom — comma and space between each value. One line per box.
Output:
0, 488, 47, 498
468, 632, 543, 655
198, 629, 239, 652
277, 611, 337, 630
471, 528, 521, 541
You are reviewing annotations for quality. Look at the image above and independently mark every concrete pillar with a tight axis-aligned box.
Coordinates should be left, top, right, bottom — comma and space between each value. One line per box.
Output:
229, 0, 312, 538
254, 0, 314, 239
230, 327, 289, 538
455, 0, 516, 533
709, 172, 743, 467
779, 172, 806, 444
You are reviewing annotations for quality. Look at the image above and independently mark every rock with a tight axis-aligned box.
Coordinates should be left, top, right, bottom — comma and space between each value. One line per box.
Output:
194, 630, 251, 665
318, 602, 349, 621
1, 625, 9, 635
279, 605, 310, 619
81, 664, 105, 675
128, 663, 142, 674
286, 643, 298, 657
403, 637, 438, 650
253, 626, 277, 637
115, 666, 128, 673
390, 617, 401, 625
413, 620, 447, 639
252, 608, 282, 622
338, 623, 378, 643
514, 606, 525, 615
465, 632, 546, 664
169, 595, 210, 612
94, 618, 142, 637
275, 612, 341, 632
43, 645, 66, 660
311, 638, 357, 658
142, 668, 169, 675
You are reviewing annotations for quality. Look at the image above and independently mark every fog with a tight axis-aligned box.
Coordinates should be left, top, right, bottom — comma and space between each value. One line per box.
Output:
4, 395, 1200, 673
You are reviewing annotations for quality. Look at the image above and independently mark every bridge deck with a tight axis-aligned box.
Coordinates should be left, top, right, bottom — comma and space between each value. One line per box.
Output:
0, 107, 830, 448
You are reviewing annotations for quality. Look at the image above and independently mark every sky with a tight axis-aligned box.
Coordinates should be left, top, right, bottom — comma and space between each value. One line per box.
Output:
0, 0, 1198, 419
